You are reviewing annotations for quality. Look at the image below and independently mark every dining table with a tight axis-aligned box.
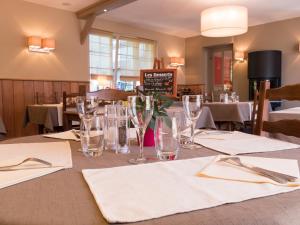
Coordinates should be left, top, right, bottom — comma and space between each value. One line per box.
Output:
1, 135, 300, 225
203, 102, 252, 123
24, 104, 63, 133
0, 116, 7, 139
269, 107, 300, 144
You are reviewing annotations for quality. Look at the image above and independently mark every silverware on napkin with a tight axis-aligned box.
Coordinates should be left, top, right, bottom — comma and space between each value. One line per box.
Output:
218, 157, 298, 184
0, 157, 53, 171
71, 129, 80, 139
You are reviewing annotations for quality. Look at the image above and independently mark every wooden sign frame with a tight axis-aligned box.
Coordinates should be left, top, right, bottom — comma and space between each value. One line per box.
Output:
140, 69, 177, 97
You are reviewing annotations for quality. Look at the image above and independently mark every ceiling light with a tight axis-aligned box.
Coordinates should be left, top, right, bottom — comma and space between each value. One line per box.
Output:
103, 9, 108, 12
201, 5, 248, 37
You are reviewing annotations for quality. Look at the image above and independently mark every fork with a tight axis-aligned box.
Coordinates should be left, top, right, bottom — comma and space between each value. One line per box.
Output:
219, 157, 298, 184
0, 158, 52, 170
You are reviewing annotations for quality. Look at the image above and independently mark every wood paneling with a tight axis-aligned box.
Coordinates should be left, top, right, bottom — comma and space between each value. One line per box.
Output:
0, 81, 3, 118
34, 81, 44, 104
0, 79, 89, 138
53, 82, 62, 103
62, 82, 71, 94
23, 81, 37, 136
2, 80, 15, 137
13, 81, 25, 137
44, 81, 53, 103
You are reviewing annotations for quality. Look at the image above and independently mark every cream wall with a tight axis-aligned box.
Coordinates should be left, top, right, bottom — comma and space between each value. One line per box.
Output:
185, 17, 300, 101
92, 18, 186, 84
0, 0, 185, 83
0, 0, 89, 81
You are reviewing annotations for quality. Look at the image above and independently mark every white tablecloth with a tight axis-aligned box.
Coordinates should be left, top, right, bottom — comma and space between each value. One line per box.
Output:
83, 156, 300, 223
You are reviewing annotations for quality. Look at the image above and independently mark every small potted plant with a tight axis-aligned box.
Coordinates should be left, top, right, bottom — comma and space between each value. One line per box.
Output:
142, 92, 174, 146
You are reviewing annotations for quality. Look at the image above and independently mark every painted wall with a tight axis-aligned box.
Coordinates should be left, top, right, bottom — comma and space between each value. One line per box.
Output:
0, 0, 89, 81
92, 18, 186, 84
0, 0, 185, 83
185, 17, 300, 101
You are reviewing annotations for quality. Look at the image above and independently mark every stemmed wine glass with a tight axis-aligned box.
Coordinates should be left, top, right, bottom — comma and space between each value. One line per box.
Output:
127, 95, 154, 164
182, 95, 203, 149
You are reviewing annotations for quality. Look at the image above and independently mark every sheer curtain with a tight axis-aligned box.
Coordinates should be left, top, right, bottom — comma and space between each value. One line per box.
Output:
89, 33, 156, 91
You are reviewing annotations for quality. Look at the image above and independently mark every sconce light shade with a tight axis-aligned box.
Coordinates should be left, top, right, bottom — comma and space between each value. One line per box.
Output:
201, 5, 248, 37
234, 51, 245, 62
169, 57, 185, 67
42, 38, 55, 50
28, 36, 42, 49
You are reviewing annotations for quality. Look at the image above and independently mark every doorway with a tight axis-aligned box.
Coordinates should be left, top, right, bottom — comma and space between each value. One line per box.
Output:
205, 44, 233, 96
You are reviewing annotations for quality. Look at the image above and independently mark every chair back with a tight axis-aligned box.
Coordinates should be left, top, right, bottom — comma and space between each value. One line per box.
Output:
254, 81, 300, 137
62, 85, 86, 112
86, 89, 135, 102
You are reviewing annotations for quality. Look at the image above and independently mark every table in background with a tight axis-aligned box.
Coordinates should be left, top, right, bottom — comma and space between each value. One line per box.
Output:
269, 107, 300, 144
24, 104, 63, 133
0, 116, 7, 139
1, 135, 300, 225
166, 106, 216, 129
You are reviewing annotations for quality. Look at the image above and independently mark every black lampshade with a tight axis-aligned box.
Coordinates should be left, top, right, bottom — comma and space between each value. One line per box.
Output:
248, 50, 282, 79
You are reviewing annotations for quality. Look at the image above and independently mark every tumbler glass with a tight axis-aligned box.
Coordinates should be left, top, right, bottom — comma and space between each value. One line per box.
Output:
104, 105, 118, 151
80, 115, 105, 157
154, 116, 180, 160
116, 105, 130, 154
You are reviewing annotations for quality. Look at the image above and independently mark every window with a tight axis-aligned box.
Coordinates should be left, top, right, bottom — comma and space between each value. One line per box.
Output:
89, 32, 156, 91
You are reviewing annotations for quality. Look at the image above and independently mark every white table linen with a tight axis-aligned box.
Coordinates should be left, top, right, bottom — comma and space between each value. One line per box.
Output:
43, 130, 80, 141
192, 130, 300, 155
82, 156, 300, 223
0, 142, 72, 189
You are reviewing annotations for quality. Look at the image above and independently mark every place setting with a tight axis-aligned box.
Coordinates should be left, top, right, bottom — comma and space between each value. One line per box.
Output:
2, 1, 300, 224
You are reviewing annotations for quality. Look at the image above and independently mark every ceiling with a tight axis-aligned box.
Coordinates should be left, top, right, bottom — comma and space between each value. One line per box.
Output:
24, 0, 300, 38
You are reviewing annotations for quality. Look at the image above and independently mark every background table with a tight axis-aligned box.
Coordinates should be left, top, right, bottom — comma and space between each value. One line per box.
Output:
1, 135, 300, 225
24, 104, 63, 133
0, 116, 7, 139
166, 106, 216, 129
269, 107, 300, 144
204, 102, 252, 123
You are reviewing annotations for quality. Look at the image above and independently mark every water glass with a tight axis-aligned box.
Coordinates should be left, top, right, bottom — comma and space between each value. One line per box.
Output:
182, 95, 203, 149
80, 115, 104, 157
154, 116, 180, 160
116, 105, 130, 154
104, 105, 118, 151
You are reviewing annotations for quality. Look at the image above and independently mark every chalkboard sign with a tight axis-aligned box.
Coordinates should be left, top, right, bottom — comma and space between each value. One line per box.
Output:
140, 69, 177, 97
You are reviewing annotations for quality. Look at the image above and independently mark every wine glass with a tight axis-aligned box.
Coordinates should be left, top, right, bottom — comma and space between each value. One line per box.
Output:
182, 95, 203, 149
127, 95, 154, 164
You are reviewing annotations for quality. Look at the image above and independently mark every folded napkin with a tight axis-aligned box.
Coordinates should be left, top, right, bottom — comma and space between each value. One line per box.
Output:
197, 155, 300, 187
0, 142, 72, 189
82, 156, 300, 223
43, 130, 80, 141
191, 130, 300, 155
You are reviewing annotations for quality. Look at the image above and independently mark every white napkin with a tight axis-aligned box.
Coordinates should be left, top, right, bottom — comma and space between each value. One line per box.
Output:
197, 155, 300, 186
0, 142, 72, 189
192, 130, 300, 155
82, 156, 300, 223
43, 130, 80, 141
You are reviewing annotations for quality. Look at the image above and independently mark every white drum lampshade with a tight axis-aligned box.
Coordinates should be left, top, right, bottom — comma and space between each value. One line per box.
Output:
201, 6, 248, 37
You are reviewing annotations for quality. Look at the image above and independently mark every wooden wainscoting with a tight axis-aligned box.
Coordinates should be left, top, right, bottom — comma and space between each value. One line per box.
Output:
0, 79, 89, 138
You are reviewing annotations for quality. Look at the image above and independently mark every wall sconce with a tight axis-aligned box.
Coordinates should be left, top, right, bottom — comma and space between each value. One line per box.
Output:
169, 57, 185, 67
234, 51, 245, 62
28, 36, 56, 53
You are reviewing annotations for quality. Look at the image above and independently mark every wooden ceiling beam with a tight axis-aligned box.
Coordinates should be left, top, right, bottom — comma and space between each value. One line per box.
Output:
76, 0, 138, 20
80, 14, 97, 45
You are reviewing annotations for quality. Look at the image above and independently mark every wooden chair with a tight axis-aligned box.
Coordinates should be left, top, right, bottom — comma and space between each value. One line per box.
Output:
254, 81, 300, 137
251, 90, 259, 133
63, 85, 86, 130
86, 89, 135, 102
